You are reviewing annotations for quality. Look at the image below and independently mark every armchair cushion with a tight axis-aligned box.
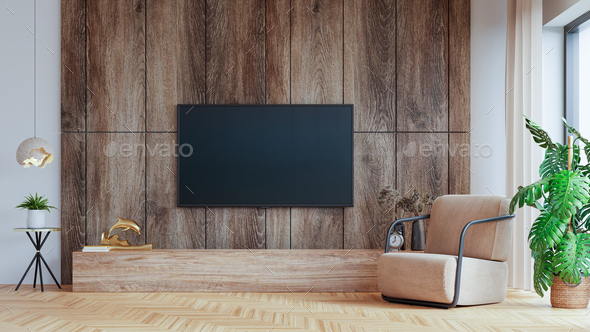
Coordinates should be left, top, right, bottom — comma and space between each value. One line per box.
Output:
378, 252, 508, 306
424, 195, 512, 262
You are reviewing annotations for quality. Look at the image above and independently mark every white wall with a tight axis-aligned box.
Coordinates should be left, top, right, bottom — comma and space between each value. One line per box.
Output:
0, 0, 61, 284
471, 0, 508, 196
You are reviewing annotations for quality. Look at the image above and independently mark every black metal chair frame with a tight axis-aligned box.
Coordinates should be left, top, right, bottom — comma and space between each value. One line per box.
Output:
382, 214, 516, 309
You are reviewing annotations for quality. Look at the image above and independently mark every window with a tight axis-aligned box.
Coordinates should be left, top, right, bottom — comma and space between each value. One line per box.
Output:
565, 12, 590, 141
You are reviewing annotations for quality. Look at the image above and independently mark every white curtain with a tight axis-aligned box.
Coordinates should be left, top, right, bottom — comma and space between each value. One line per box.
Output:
505, 0, 543, 290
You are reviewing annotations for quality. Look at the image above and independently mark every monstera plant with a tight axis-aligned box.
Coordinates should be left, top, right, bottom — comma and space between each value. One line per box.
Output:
510, 116, 590, 298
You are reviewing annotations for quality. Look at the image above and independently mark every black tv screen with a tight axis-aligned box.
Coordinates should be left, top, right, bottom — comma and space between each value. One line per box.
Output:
177, 104, 353, 207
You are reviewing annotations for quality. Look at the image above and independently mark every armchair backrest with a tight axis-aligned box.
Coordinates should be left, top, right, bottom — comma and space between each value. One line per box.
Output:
424, 195, 513, 262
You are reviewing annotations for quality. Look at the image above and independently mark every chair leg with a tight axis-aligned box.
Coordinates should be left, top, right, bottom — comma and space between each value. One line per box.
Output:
33, 253, 39, 289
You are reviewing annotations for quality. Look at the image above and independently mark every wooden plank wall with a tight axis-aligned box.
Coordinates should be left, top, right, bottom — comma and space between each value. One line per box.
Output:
145, 0, 207, 250
61, 0, 471, 284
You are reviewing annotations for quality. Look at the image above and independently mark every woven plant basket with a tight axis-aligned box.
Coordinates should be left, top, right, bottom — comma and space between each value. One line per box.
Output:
550, 275, 590, 309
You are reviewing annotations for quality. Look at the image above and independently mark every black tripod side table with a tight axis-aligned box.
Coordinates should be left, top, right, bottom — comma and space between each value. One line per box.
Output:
13, 228, 62, 292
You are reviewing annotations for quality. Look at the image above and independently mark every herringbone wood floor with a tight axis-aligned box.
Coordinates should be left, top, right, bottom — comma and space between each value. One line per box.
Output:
1, 285, 589, 332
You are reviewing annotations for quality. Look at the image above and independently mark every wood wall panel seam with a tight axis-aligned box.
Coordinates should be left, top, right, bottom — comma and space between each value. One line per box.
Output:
145, 133, 206, 249
449, 0, 471, 132
344, 133, 396, 249
449, 133, 471, 194
205, 0, 267, 249
144, 2, 147, 246
290, 0, 344, 249
206, 0, 266, 105
85, 132, 88, 246
396, 0, 449, 132
60, 134, 86, 284
396, 133, 449, 249
291, 208, 344, 249
144, 0, 206, 249
86, 0, 146, 132
61, 0, 86, 132
206, 208, 266, 249
291, 0, 343, 105
265, 0, 292, 249
86, 133, 146, 246
344, 0, 396, 132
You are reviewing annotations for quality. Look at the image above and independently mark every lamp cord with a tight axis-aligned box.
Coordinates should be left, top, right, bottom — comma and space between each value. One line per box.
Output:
33, 0, 36, 138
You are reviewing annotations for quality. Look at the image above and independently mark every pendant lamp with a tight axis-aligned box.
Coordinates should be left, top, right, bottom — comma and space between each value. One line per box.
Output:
16, 0, 54, 169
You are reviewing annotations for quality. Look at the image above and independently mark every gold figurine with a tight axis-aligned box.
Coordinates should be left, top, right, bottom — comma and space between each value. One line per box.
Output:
100, 217, 153, 251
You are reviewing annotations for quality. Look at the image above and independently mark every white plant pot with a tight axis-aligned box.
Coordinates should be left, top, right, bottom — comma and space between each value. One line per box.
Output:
27, 210, 45, 229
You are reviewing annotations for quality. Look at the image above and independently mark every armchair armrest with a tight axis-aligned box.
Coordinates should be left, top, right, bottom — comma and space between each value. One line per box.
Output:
385, 215, 430, 253
449, 214, 516, 306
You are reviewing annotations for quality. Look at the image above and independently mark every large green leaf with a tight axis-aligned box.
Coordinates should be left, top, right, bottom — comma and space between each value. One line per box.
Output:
540, 143, 568, 178
553, 232, 590, 284
525, 115, 555, 150
539, 142, 581, 177
548, 170, 590, 220
571, 144, 582, 171
563, 117, 590, 162
579, 204, 590, 231
529, 211, 568, 253
533, 250, 555, 297
509, 178, 550, 214
579, 165, 590, 178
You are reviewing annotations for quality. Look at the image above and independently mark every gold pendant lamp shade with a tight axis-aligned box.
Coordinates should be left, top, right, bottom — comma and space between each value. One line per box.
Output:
17, 0, 54, 169
16, 137, 54, 168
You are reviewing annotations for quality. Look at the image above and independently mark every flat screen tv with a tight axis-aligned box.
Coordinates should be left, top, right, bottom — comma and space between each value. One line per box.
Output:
177, 104, 353, 207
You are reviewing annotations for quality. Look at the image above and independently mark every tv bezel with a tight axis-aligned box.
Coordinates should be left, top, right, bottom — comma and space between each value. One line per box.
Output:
176, 104, 354, 208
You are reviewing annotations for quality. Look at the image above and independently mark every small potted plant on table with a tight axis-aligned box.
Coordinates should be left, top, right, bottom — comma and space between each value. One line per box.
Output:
16, 193, 57, 229
511, 116, 590, 308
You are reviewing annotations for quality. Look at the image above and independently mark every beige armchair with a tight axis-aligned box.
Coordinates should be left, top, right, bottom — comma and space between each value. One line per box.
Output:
378, 195, 515, 308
